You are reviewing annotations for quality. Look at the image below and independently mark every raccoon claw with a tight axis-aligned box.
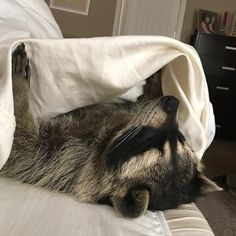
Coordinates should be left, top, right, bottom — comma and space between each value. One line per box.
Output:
25, 59, 31, 80
12, 43, 30, 80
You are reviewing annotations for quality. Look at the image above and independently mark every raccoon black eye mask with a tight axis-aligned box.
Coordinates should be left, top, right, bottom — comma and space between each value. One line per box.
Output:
0, 44, 221, 219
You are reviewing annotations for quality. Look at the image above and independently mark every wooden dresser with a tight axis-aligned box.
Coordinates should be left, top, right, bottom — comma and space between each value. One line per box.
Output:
191, 33, 236, 140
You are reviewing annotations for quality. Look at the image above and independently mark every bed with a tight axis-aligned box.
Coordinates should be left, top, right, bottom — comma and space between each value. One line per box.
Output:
0, 0, 215, 235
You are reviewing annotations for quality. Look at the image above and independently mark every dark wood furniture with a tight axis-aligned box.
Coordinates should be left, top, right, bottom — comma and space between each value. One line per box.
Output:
191, 33, 236, 140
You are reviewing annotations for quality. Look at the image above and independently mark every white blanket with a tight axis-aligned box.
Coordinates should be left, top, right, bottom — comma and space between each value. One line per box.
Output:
0, 35, 215, 168
0, 0, 62, 168
0, 0, 216, 170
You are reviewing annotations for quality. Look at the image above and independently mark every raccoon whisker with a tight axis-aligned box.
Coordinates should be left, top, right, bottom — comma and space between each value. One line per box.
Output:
145, 109, 158, 126
135, 102, 158, 126
128, 126, 143, 140
119, 126, 141, 141
131, 101, 153, 125
111, 126, 143, 150
132, 106, 151, 126
111, 126, 141, 150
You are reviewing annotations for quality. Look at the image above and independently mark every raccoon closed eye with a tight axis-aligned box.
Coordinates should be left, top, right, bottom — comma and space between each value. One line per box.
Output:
105, 126, 167, 169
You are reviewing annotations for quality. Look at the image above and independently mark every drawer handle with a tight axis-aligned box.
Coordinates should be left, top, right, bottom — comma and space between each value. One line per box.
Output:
222, 66, 236, 71
225, 46, 236, 51
216, 86, 230, 91
216, 125, 221, 128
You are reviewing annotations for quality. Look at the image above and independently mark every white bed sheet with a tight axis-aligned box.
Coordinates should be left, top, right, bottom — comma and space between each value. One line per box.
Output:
0, 0, 63, 39
0, 178, 171, 236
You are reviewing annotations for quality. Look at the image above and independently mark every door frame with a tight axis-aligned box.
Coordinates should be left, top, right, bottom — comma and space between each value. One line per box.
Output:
112, 0, 187, 40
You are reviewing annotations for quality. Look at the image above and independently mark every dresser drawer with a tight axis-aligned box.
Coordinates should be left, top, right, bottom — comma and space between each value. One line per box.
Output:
212, 104, 236, 139
213, 103, 236, 122
207, 76, 236, 102
196, 34, 236, 57
215, 123, 236, 140
201, 56, 236, 78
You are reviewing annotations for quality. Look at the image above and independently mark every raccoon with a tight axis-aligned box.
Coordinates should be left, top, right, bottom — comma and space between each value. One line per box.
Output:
0, 44, 221, 218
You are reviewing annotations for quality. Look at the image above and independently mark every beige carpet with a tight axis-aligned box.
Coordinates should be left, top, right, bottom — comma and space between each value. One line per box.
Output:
195, 139, 236, 236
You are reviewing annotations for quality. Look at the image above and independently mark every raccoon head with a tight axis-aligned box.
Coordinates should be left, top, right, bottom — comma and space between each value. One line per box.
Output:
103, 96, 221, 218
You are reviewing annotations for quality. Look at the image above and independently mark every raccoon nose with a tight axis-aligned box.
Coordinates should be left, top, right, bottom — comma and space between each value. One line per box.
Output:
161, 96, 180, 113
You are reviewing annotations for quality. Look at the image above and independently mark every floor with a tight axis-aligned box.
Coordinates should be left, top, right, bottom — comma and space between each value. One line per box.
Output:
201, 139, 236, 178
195, 138, 236, 236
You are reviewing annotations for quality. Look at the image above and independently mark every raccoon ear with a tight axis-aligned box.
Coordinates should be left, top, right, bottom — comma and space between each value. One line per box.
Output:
200, 174, 223, 194
111, 188, 149, 218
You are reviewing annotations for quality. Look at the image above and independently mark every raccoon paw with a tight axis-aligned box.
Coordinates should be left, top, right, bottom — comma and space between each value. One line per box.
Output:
12, 43, 31, 81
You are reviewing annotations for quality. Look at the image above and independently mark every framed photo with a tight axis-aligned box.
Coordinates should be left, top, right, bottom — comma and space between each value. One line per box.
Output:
198, 9, 218, 34
50, 0, 91, 15
230, 12, 236, 36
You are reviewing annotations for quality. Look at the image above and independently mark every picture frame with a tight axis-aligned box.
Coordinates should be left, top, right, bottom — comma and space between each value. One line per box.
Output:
50, 0, 91, 15
198, 9, 218, 34
230, 12, 236, 36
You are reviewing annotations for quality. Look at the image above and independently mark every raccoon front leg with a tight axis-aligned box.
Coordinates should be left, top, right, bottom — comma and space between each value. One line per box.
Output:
12, 43, 31, 118
138, 70, 163, 102
12, 43, 34, 131
111, 188, 149, 218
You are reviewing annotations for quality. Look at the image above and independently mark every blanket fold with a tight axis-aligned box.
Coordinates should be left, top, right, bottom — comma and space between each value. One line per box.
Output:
0, 36, 215, 169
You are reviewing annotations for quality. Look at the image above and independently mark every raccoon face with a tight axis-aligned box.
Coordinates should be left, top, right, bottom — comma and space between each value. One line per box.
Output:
105, 96, 180, 169
103, 96, 220, 218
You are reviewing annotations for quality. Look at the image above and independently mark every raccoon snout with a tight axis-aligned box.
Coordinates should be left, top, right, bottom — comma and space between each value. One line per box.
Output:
161, 96, 179, 113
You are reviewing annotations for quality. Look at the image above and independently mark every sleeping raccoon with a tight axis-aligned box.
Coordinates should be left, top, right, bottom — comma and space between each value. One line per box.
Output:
0, 44, 221, 218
